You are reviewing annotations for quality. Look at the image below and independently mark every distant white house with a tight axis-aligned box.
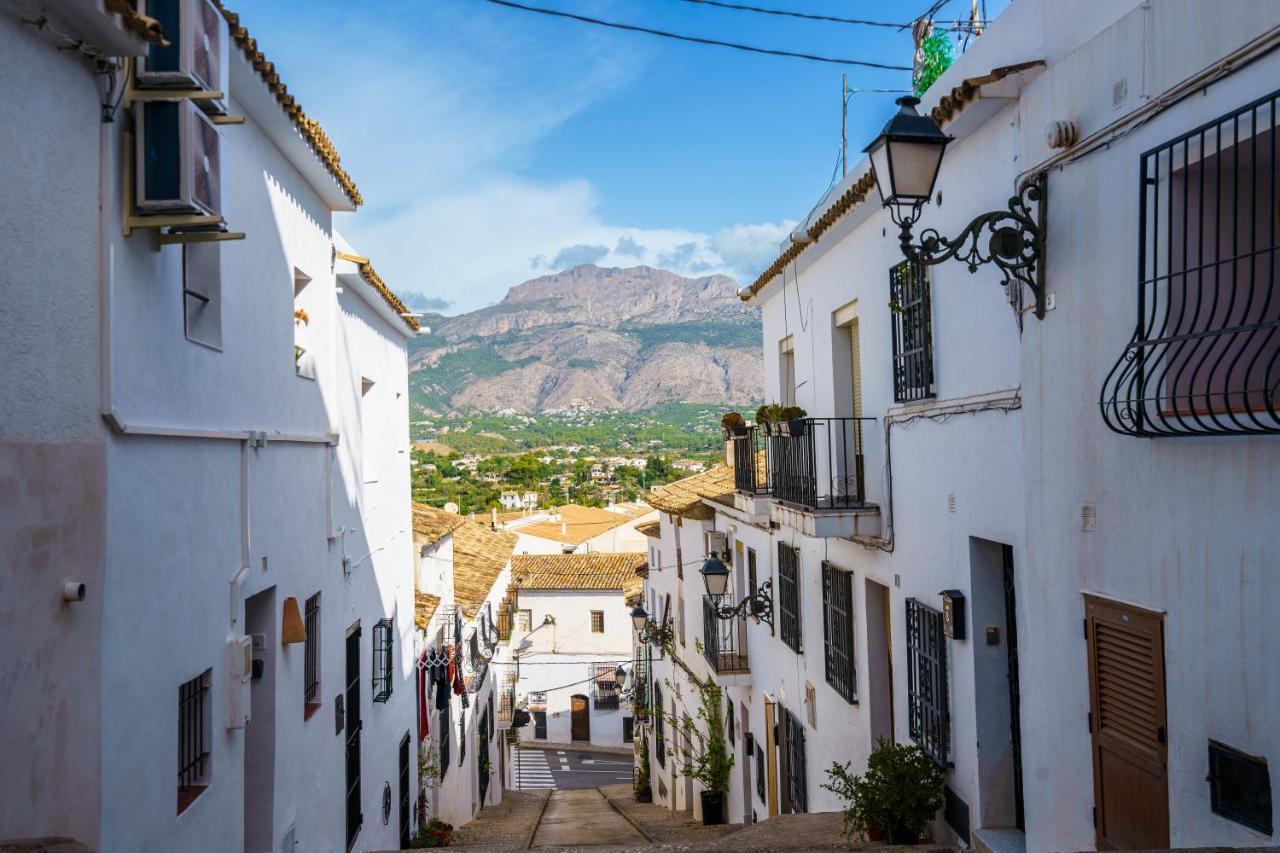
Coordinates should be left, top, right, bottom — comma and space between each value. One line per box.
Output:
503, 503, 657, 555
496, 553, 645, 749
499, 490, 539, 511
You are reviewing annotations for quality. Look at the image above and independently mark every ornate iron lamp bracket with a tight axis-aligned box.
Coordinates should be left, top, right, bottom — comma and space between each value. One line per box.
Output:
708, 579, 774, 630
637, 616, 676, 648
907, 172, 1048, 324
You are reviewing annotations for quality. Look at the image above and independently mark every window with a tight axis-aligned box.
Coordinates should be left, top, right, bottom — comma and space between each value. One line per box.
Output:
804, 682, 817, 729
304, 592, 321, 714
726, 699, 735, 744
906, 598, 949, 765
778, 543, 802, 653
516, 609, 532, 633
1208, 740, 1272, 835
780, 706, 807, 814
293, 269, 316, 379
821, 562, 857, 704
653, 683, 665, 766
590, 610, 604, 633
592, 665, 620, 710
178, 669, 212, 814
756, 741, 766, 801
458, 710, 466, 765
779, 337, 796, 406
361, 377, 378, 485
677, 590, 686, 647
623, 716, 634, 743
890, 260, 935, 403
1102, 88, 1280, 436
372, 618, 393, 703
183, 243, 221, 349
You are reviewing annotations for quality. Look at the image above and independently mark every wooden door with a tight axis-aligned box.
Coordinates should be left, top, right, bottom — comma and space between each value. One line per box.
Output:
570, 694, 590, 741
1085, 596, 1169, 849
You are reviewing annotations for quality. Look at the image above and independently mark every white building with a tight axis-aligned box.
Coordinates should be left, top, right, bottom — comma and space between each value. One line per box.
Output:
411, 504, 517, 831
637, 2, 1280, 849
499, 490, 538, 512
498, 553, 646, 750
1, 4, 422, 851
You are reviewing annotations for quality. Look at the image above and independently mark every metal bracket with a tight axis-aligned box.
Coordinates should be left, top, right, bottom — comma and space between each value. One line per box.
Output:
909, 171, 1048, 324
709, 579, 775, 630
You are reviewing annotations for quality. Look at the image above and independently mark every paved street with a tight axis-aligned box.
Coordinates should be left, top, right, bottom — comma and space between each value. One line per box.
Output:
529, 789, 646, 848
513, 747, 634, 790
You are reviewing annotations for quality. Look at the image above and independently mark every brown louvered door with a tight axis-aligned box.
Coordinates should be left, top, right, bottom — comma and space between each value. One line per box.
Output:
1085, 596, 1169, 850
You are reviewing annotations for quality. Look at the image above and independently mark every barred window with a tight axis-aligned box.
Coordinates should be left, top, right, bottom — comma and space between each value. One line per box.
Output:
372, 618, 393, 703
590, 610, 604, 633
653, 683, 665, 767
304, 593, 321, 710
781, 706, 807, 814
439, 696, 451, 780
890, 260, 935, 403
178, 669, 212, 814
1102, 88, 1280, 436
778, 543, 802, 653
821, 563, 857, 704
906, 598, 949, 765
592, 665, 620, 710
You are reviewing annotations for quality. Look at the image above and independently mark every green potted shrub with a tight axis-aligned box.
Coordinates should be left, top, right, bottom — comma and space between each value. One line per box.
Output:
679, 685, 733, 825
778, 406, 808, 436
720, 411, 749, 437
821, 738, 944, 844
755, 402, 788, 436
635, 733, 653, 803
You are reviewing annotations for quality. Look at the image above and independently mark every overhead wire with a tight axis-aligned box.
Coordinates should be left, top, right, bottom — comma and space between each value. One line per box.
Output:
671, 0, 988, 30
476, 0, 913, 69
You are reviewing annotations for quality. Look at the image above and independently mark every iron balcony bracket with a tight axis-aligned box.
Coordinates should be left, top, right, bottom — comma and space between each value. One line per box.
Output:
905, 172, 1048, 324
708, 580, 775, 630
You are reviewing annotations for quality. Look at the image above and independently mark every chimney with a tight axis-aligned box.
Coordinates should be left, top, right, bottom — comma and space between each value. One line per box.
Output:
491, 507, 498, 530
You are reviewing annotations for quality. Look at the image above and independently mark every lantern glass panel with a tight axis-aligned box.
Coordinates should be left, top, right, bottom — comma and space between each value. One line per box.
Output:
886, 138, 946, 201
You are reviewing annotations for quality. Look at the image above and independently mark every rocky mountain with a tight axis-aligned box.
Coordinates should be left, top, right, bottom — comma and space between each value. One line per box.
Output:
409, 265, 762, 413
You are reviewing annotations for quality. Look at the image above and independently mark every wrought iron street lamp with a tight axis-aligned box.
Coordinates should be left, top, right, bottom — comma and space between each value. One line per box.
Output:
614, 665, 627, 689
699, 551, 774, 629
866, 95, 1048, 320
630, 604, 675, 647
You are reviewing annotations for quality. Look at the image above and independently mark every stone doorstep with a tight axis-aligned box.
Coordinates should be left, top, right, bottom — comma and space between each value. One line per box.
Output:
515, 740, 634, 757
0, 841, 94, 853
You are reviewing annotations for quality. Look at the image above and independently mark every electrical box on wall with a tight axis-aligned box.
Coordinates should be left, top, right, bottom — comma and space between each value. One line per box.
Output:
226, 634, 252, 728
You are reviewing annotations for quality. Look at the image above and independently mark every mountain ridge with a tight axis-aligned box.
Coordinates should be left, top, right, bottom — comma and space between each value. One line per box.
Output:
409, 265, 762, 414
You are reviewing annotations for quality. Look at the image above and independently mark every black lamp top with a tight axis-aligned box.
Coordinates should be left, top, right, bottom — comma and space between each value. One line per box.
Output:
865, 95, 950, 150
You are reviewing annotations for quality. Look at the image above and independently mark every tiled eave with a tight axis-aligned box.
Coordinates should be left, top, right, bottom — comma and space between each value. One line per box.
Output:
216, 3, 362, 209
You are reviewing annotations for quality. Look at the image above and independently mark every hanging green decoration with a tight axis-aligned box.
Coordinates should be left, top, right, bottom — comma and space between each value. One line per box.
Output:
914, 30, 954, 97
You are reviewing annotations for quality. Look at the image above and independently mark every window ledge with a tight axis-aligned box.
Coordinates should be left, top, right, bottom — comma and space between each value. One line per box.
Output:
304, 700, 323, 722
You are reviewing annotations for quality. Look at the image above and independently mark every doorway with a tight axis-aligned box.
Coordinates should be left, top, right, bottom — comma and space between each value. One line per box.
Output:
1086, 595, 1169, 850
969, 539, 1024, 832
244, 588, 276, 853
533, 710, 547, 740
740, 702, 752, 826
864, 579, 893, 747
398, 733, 411, 849
570, 694, 590, 741
345, 624, 363, 850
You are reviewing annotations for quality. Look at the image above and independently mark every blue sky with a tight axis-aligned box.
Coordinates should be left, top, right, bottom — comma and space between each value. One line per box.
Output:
232, 0, 1006, 313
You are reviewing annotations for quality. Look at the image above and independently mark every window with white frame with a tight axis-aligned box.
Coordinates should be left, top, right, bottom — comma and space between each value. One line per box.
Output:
293, 269, 316, 379
183, 243, 221, 349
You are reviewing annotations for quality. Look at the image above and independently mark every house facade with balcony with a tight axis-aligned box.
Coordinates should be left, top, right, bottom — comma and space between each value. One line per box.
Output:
637, 0, 1280, 849
1, 5, 423, 851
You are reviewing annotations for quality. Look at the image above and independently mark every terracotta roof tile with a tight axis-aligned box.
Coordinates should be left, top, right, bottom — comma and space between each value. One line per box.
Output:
215, 3, 362, 207
515, 504, 652, 547
412, 503, 465, 544
415, 591, 441, 631
512, 553, 647, 591
635, 520, 661, 539
452, 521, 517, 618
358, 261, 419, 332
645, 465, 735, 519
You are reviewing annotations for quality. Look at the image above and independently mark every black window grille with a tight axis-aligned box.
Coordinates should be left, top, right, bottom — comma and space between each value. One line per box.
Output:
488, 694, 495, 743
653, 683, 665, 767
906, 598, 949, 765
821, 563, 857, 704
372, 618, 393, 703
1102, 88, 1280, 436
438, 700, 450, 781
178, 670, 211, 810
890, 260, 935, 403
755, 742, 766, 801
778, 543, 802, 653
592, 665, 620, 710
1208, 739, 1272, 835
590, 610, 604, 633
781, 707, 807, 814
304, 593, 321, 706
459, 710, 466, 765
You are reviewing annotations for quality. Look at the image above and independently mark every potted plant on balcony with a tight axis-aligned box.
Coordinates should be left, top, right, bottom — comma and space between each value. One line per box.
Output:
720, 411, 749, 437
755, 402, 788, 436
778, 406, 808, 436
821, 738, 944, 844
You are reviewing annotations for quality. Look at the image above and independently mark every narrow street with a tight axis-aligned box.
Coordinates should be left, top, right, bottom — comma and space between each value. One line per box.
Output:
528, 789, 646, 848
513, 747, 635, 790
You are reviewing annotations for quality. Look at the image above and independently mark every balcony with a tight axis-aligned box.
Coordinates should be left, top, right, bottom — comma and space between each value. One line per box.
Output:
765, 417, 873, 510
725, 426, 767, 494
702, 596, 751, 684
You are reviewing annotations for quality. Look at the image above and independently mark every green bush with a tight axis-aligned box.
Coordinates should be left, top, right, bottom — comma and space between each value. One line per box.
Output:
821, 738, 944, 844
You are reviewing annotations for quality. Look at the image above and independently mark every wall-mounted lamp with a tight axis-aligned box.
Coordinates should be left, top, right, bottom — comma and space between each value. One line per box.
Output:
630, 604, 674, 647
700, 552, 773, 629
866, 95, 1048, 320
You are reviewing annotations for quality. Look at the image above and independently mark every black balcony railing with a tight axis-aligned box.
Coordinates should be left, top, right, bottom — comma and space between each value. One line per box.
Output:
702, 595, 749, 674
725, 426, 767, 494
765, 417, 873, 510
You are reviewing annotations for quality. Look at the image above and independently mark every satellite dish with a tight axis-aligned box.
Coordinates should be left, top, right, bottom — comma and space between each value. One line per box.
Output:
444, 501, 460, 514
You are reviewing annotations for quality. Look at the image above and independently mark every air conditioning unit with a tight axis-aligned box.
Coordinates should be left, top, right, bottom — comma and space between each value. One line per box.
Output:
134, 98, 222, 217
705, 530, 728, 558
136, 0, 229, 112
226, 634, 252, 729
